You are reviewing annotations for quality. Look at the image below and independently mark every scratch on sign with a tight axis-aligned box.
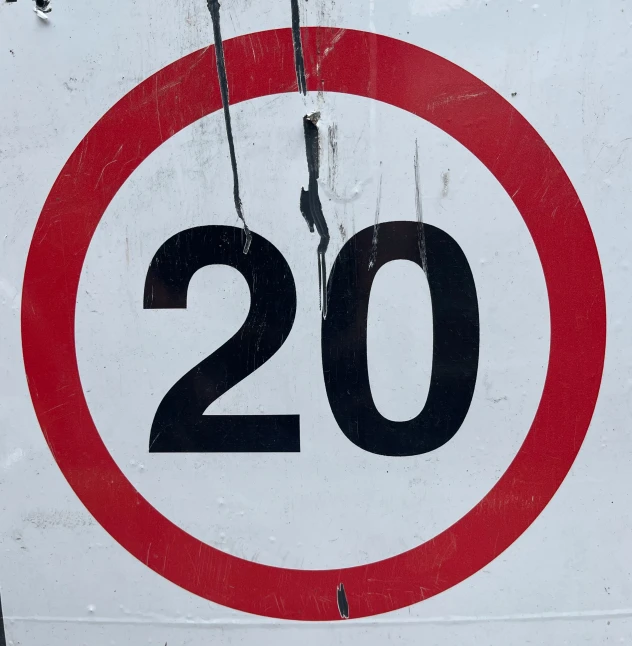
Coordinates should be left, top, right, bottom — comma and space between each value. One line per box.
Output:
414, 139, 428, 274
368, 173, 383, 270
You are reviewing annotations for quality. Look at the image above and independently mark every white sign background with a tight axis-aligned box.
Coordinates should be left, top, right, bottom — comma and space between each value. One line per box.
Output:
1, 0, 631, 644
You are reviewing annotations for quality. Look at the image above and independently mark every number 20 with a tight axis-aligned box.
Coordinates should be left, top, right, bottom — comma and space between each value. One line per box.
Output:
144, 222, 479, 457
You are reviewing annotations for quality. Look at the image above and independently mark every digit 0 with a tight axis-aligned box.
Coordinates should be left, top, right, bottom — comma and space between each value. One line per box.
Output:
322, 221, 479, 456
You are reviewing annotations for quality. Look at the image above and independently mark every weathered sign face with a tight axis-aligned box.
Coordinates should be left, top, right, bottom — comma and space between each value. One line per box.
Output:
0, 0, 629, 644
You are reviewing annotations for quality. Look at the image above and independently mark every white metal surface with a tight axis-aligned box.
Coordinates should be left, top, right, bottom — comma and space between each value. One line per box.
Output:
0, 0, 630, 643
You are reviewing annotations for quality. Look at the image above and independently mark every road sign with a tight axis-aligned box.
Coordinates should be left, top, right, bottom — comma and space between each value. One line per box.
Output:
2, 1, 628, 644
21, 28, 605, 621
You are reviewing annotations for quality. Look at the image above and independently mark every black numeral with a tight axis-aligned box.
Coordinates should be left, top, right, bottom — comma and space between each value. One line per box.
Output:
322, 221, 479, 456
144, 226, 299, 452
145, 222, 479, 456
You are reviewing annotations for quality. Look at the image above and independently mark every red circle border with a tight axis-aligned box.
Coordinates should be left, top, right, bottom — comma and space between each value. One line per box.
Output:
21, 27, 606, 621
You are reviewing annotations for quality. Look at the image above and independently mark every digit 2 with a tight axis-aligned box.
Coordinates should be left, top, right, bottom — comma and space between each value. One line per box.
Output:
322, 221, 479, 456
144, 225, 300, 452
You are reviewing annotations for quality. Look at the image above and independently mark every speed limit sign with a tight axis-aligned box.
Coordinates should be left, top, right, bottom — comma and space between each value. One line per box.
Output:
2, 1, 628, 644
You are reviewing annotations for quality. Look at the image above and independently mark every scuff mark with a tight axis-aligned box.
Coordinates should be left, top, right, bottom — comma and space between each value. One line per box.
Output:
410, 0, 473, 16
483, 372, 509, 405
63, 77, 78, 93
206, 0, 252, 254
300, 112, 330, 318
290, 0, 307, 95
426, 91, 486, 113
319, 175, 371, 204
368, 173, 383, 270
24, 509, 94, 530
327, 123, 338, 191
3, 448, 23, 469
414, 140, 428, 274
337, 583, 349, 619
320, 28, 347, 63
441, 170, 450, 198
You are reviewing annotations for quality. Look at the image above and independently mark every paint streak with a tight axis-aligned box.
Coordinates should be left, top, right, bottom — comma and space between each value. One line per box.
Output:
337, 583, 349, 619
206, 0, 252, 254
368, 174, 383, 270
300, 112, 330, 318
414, 140, 428, 273
290, 0, 307, 95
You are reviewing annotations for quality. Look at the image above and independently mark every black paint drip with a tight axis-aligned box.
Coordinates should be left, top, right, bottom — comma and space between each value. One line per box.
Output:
300, 113, 330, 318
207, 0, 252, 254
337, 583, 349, 619
290, 0, 307, 95
0, 592, 6, 646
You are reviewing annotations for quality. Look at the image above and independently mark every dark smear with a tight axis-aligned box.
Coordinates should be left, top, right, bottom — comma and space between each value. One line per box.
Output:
368, 174, 383, 270
300, 112, 330, 318
206, 0, 252, 254
414, 140, 428, 274
290, 0, 307, 95
0, 592, 6, 646
337, 583, 349, 619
